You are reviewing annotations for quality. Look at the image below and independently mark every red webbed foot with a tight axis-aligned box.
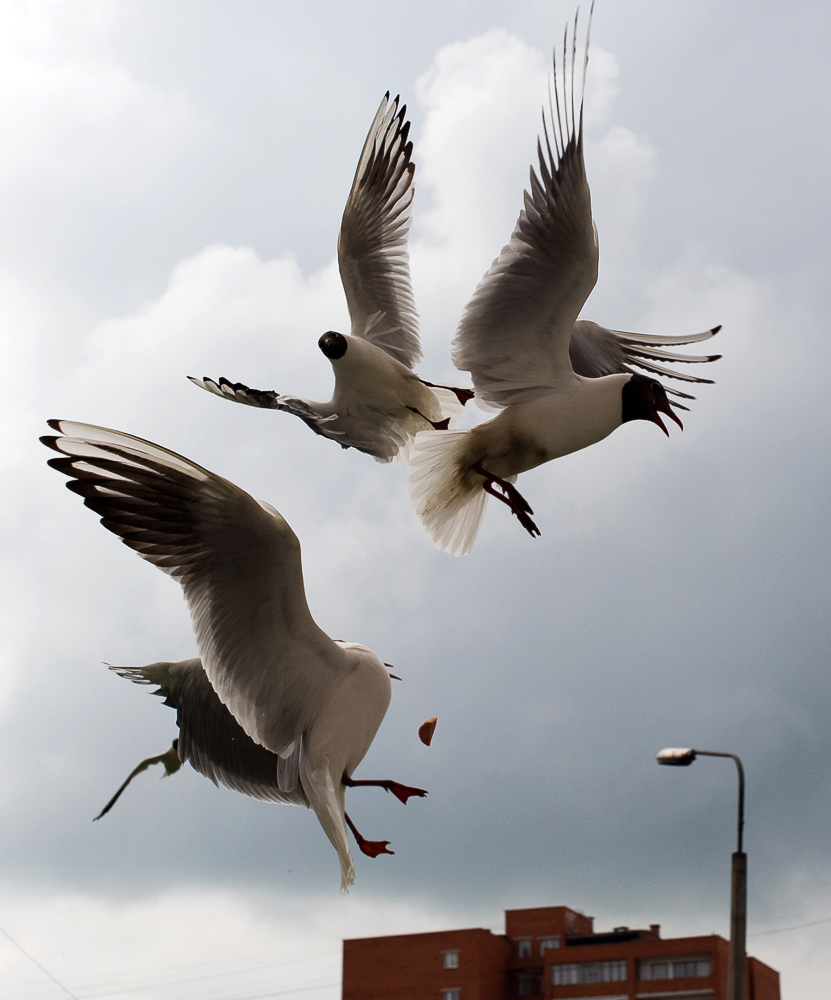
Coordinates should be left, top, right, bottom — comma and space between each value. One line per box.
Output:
345, 812, 394, 857
343, 774, 428, 804
472, 461, 541, 539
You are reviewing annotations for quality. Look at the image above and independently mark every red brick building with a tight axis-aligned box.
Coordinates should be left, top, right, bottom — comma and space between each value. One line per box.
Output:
342, 904, 780, 1000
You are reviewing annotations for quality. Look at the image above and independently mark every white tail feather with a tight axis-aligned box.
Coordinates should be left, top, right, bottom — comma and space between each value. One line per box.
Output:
430, 385, 467, 425
408, 430, 487, 556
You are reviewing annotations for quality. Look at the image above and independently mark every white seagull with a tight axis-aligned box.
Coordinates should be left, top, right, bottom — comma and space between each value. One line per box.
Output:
42, 421, 426, 890
189, 93, 472, 462
408, 6, 720, 556
93, 659, 420, 861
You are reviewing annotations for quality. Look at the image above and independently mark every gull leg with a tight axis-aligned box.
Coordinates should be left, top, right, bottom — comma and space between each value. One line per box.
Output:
344, 812, 394, 858
342, 773, 428, 804
419, 379, 475, 406
472, 462, 541, 538
406, 406, 450, 431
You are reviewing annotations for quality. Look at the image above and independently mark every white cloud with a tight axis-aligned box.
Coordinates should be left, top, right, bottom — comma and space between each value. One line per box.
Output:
3, 6, 831, 1000
0, 1, 199, 194
0, 886, 463, 1000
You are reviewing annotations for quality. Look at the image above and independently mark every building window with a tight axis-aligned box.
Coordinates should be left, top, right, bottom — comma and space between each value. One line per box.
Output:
640, 957, 711, 981
443, 950, 459, 970
539, 936, 559, 954
517, 975, 534, 996
517, 938, 532, 958
441, 990, 460, 1000
602, 960, 627, 982
553, 964, 578, 986
673, 959, 712, 978
552, 961, 626, 986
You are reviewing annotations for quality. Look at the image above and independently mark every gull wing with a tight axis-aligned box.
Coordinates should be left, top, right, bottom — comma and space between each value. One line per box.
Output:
569, 320, 722, 409
42, 421, 344, 758
452, 9, 597, 408
108, 660, 308, 805
188, 376, 351, 445
338, 93, 420, 368
93, 740, 181, 820
189, 375, 404, 460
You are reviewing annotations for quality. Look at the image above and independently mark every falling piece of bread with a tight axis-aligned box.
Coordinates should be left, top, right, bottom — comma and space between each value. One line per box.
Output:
418, 717, 437, 746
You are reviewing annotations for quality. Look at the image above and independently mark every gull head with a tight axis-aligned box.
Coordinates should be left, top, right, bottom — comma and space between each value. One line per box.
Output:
319, 331, 348, 360
622, 374, 684, 436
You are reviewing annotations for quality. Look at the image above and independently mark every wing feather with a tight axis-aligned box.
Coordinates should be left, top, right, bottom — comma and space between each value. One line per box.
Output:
569, 320, 721, 405
338, 94, 420, 367
452, 9, 597, 408
108, 660, 308, 805
42, 421, 344, 757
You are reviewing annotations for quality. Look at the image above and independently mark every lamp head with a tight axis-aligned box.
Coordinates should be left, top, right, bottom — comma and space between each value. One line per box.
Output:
656, 747, 697, 766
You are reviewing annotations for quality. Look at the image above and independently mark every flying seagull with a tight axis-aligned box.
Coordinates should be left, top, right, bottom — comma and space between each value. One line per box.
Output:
190, 93, 472, 462
408, 6, 720, 555
94, 659, 418, 862
42, 421, 426, 890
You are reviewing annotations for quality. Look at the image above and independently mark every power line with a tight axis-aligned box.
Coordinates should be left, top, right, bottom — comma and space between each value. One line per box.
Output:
749, 914, 831, 937
0, 923, 82, 1000
224, 982, 338, 1000
76, 948, 339, 998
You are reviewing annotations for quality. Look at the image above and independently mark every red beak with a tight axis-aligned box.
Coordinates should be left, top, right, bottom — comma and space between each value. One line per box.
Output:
653, 399, 683, 436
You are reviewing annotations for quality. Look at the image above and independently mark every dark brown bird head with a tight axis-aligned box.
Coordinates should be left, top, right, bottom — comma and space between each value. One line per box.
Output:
318, 331, 348, 360
621, 374, 683, 436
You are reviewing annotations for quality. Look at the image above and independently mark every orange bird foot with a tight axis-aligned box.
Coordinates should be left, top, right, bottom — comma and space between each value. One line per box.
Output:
343, 774, 428, 804
345, 812, 394, 857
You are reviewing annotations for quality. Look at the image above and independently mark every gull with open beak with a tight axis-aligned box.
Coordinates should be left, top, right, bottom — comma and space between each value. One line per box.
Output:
43, 421, 426, 890
408, 6, 719, 555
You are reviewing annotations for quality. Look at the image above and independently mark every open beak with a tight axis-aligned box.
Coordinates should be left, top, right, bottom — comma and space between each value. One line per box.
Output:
384, 662, 402, 681
653, 399, 684, 436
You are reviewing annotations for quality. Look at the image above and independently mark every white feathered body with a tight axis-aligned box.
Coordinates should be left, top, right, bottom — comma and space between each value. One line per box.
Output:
299, 642, 392, 890
328, 334, 464, 460
409, 373, 631, 555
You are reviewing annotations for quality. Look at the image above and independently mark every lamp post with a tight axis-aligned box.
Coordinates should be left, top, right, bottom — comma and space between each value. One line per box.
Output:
656, 748, 746, 1000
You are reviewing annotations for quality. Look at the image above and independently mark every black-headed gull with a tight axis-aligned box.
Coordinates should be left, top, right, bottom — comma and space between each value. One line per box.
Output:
409, 8, 720, 555
93, 659, 421, 863
190, 93, 472, 462
42, 421, 426, 890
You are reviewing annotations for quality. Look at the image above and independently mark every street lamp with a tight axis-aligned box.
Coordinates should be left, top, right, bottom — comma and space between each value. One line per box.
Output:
656, 748, 746, 1000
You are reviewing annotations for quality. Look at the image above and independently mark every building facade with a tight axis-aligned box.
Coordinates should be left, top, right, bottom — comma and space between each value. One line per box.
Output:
342, 904, 780, 1000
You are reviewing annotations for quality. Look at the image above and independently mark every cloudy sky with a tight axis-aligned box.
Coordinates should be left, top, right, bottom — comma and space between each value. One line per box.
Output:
2, 0, 829, 997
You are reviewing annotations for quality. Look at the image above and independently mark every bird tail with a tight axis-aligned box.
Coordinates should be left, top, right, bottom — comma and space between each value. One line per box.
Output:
408, 430, 486, 556
429, 385, 468, 425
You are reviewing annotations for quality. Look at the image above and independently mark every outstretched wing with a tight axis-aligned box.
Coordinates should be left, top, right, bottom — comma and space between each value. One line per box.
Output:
569, 320, 722, 409
42, 421, 345, 758
189, 375, 407, 460
338, 93, 420, 368
93, 740, 181, 820
188, 375, 350, 444
452, 8, 597, 408
108, 660, 308, 806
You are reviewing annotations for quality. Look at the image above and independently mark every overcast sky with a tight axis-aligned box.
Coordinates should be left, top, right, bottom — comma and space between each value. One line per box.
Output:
2, 1, 830, 998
